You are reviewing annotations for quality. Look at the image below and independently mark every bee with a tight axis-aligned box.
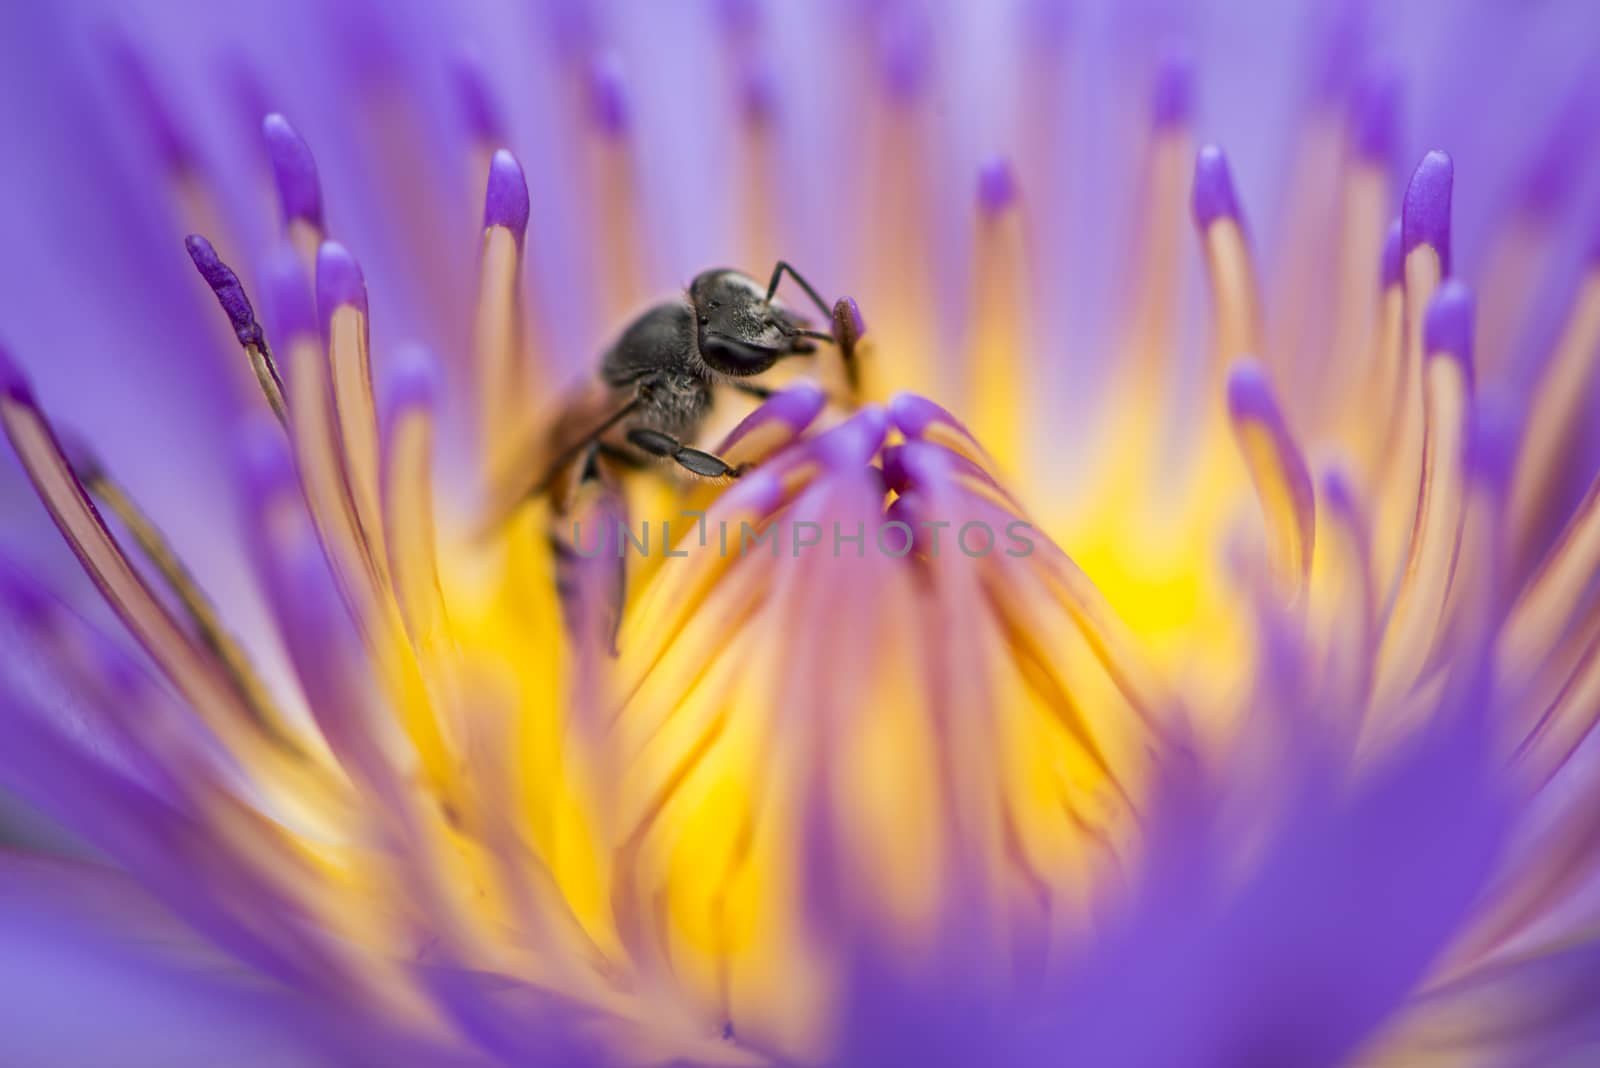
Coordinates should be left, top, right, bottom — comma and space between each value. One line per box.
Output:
483, 261, 861, 650
490, 261, 862, 519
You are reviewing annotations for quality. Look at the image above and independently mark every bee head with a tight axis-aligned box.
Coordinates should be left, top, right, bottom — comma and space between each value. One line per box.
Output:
689, 268, 806, 376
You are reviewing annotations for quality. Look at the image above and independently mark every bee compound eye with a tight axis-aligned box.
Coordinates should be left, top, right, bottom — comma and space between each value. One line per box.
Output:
701, 334, 780, 375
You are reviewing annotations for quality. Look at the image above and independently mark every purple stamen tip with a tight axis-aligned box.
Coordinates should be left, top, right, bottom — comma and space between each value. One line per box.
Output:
387, 344, 442, 414
766, 380, 827, 427
1402, 150, 1453, 273
1350, 71, 1402, 164
0, 343, 35, 404
1319, 465, 1358, 517
264, 245, 317, 342
184, 234, 264, 349
838, 296, 866, 340
1467, 393, 1517, 487
262, 114, 324, 230
814, 405, 890, 471
1310, 0, 1370, 103
720, 382, 827, 454
888, 392, 955, 439
588, 54, 630, 137
879, 9, 931, 103
1192, 145, 1241, 230
1225, 359, 1280, 425
316, 241, 368, 323
1152, 48, 1194, 129
1424, 280, 1475, 369
740, 63, 779, 125
484, 150, 531, 237
977, 156, 1018, 216
895, 438, 954, 489
451, 51, 505, 144
721, 467, 785, 517
1381, 219, 1404, 290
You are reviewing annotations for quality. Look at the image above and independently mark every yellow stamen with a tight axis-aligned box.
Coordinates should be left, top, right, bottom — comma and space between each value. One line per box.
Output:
1375, 243, 1444, 588
1499, 474, 1600, 689
968, 179, 1028, 476
1267, 116, 1344, 389
1508, 267, 1600, 561
1325, 163, 1390, 423
78, 463, 302, 753
473, 224, 528, 459
0, 384, 344, 829
385, 395, 448, 651
1200, 217, 1264, 378
1371, 349, 1470, 713
1228, 367, 1317, 595
327, 303, 391, 586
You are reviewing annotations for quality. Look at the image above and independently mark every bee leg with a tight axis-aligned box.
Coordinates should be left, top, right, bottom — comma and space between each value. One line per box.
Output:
626, 427, 744, 479
762, 262, 864, 404
763, 260, 832, 320
596, 442, 650, 470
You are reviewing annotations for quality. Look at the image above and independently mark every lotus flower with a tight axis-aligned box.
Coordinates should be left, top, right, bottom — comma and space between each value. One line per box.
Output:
3, 1, 1599, 1064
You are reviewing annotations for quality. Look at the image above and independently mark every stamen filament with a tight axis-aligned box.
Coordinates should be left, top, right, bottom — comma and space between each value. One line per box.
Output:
1372, 282, 1474, 713
1226, 361, 1317, 595
968, 157, 1027, 475
1194, 146, 1263, 377
384, 346, 449, 651
475, 151, 532, 460
1507, 265, 1600, 561
70, 445, 301, 754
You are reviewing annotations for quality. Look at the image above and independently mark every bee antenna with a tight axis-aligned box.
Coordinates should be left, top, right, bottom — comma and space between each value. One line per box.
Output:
763, 260, 833, 321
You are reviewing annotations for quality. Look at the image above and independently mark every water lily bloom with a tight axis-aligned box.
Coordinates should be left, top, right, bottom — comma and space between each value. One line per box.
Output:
5, 0, 1600, 1064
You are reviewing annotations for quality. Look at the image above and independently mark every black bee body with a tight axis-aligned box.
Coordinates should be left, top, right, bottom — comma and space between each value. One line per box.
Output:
598, 302, 715, 443
589, 266, 820, 480
491, 261, 860, 651
488, 261, 857, 522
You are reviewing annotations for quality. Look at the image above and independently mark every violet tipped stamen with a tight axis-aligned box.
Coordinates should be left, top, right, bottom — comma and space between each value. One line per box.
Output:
263, 114, 325, 232
1151, 47, 1194, 129
184, 234, 288, 423
483, 149, 531, 238
382, 345, 447, 647
1350, 72, 1402, 166
1403, 150, 1454, 275
264, 244, 318, 344
1227, 360, 1317, 588
589, 52, 631, 137
1192, 144, 1241, 229
315, 240, 370, 325
451, 50, 505, 145
1425, 280, 1476, 374
977, 155, 1019, 217
1381, 219, 1404, 291
185, 234, 265, 349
